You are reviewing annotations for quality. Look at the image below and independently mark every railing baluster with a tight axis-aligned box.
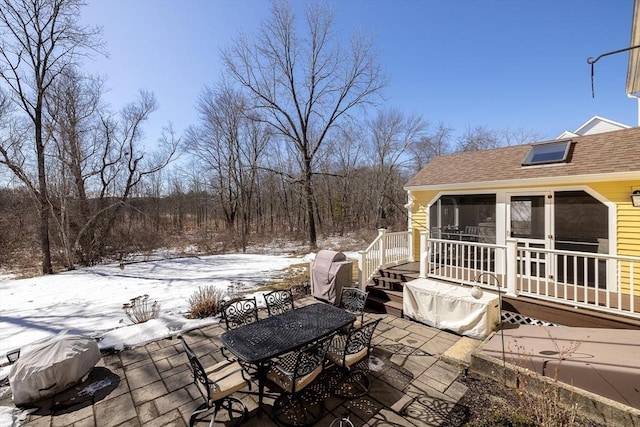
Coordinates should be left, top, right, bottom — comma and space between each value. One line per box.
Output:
360, 233, 639, 319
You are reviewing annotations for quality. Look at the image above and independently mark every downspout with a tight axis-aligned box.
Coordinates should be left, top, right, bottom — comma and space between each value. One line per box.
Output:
628, 93, 640, 125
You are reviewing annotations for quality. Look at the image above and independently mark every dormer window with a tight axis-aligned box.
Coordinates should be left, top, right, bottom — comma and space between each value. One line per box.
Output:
522, 139, 572, 166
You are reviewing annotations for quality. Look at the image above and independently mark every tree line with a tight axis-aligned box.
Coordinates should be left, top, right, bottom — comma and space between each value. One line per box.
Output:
0, 0, 541, 274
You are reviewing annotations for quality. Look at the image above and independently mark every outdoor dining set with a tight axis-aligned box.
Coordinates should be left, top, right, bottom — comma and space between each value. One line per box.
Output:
178, 286, 379, 427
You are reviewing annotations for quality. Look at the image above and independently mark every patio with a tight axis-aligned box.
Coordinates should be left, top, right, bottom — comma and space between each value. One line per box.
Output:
3, 296, 476, 427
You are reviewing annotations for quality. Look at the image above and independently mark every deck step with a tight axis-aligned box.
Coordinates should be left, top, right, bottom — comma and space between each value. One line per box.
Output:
366, 286, 403, 305
366, 261, 419, 318
366, 295, 403, 317
371, 276, 404, 291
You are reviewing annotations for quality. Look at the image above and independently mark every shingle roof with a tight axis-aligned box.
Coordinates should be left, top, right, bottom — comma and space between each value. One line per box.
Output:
405, 127, 640, 188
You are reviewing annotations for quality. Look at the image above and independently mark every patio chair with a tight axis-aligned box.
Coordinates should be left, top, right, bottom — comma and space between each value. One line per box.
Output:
267, 332, 337, 427
326, 318, 381, 399
339, 287, 368, 329
179, 336, 249, 427
264, 289, 295, 317
221, 296, 259, 330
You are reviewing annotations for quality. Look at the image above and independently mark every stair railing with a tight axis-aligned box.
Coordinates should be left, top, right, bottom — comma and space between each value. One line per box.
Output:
359, 229, 413, 288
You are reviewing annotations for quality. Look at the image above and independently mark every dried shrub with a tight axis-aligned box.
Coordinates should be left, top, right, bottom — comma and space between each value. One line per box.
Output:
188, 285, 225, 319
473, 413, 537, 427
510, 335, 582, 427
123, 294, 160, 324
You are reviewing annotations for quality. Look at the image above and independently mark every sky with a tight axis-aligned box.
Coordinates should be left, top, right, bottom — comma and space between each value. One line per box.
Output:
78, 0, 638, 149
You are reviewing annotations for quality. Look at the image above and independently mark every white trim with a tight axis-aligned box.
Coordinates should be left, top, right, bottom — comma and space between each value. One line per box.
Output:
573, 116, 630, 134
404, 171, 640, 192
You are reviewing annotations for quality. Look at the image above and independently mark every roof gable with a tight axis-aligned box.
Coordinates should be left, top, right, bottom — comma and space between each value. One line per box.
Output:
556, 116, 630, 139
405, 127, 640, 189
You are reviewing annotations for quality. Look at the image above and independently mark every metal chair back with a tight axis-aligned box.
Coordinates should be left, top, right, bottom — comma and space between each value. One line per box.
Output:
222, 297, 259, 330
179, 336, 214, 403
264, 289, 295, 316
335, 318, 380, 368
339, 287, 368, 324
179, 336, 248, 426
271, 332, 336, 395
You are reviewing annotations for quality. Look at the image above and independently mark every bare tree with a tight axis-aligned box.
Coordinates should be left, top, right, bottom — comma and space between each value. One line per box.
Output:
367, 108, 427, 228
456, 124, 544, 153
91, 93, 177, 262
222, 0, 385, 249
0, 0, 102, 273
456, 125, 501, 152
47, 81, 177, 266
46, 67, 102, 267
320, 123, 366, 234
184, 83, 268, 252
499, 126, 544, 146
409, 122, 453, 172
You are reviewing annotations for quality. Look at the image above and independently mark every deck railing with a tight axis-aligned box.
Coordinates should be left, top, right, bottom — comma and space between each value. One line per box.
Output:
420, 236, 640, 319
424, 238, 508, 291
359, 230, 640, 319
358, 229, 412, 287
516, 245, 640, 319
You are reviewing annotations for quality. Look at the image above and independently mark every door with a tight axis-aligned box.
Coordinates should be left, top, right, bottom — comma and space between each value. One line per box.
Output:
507, 193, 552, 278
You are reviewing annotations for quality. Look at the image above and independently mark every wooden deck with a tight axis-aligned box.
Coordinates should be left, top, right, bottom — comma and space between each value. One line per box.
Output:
367, 262, 640, 329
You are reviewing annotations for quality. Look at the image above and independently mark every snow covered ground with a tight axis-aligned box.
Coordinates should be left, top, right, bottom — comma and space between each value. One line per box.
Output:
0, 247, 362, 426
0, 253, 315, 371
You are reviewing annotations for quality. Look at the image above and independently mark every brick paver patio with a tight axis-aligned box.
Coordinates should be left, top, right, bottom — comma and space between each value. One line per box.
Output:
1, 297, 475, 426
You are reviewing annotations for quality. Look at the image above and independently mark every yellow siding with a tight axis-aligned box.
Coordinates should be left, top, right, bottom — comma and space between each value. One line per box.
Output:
408, 190, 436, 257
590, 181, 640, 259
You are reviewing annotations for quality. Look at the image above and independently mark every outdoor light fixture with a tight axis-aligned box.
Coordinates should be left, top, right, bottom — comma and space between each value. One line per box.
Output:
632, 190, 640, 207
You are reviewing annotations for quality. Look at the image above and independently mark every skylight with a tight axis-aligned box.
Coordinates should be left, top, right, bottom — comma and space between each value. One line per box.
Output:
522, 140, 572, 166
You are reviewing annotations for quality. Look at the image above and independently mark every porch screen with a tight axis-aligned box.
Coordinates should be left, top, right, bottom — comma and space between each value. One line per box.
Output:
554, 191, 608, 253
429, 194, 496, 242
554, 191, 608, 289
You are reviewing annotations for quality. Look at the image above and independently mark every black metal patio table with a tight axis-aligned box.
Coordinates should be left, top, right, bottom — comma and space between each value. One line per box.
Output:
220, 302, 356, 412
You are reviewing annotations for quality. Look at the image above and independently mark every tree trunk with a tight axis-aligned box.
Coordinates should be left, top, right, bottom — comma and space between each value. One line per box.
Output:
35, 110, 53, 274
304, 161, 317, 250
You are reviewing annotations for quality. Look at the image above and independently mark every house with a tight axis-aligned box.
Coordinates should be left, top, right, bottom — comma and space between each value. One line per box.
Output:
359, 126, 640, 327
556, 115, 630, 139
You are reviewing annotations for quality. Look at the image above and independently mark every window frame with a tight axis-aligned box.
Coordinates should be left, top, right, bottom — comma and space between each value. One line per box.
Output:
522, 139, 572, 166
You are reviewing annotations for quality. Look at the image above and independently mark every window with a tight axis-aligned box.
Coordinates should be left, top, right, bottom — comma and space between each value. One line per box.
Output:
522, 140, 571, 166
510, 196, 545, 239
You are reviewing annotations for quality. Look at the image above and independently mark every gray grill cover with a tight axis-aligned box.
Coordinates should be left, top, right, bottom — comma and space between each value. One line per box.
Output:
310, 250, 352, 304
9, 334, 101, 406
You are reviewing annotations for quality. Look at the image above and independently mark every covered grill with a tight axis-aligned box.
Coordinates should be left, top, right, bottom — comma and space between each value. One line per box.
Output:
310, 250, 353, 305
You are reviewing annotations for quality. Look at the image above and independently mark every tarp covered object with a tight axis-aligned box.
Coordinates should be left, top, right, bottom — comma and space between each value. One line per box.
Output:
403, 278, 500, 339
310, 250, 352, 304
9, 334, 101, 406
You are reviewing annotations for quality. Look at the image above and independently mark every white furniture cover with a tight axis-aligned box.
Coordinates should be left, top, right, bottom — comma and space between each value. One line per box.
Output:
403, 278, 500, 339
9, 334, 101, 406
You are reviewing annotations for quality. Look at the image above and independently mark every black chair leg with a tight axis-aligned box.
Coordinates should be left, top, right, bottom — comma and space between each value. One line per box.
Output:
272, 390, 324, 427
332, 370, 371, 400
221, 397, 248, 426
190, 402, 210, 427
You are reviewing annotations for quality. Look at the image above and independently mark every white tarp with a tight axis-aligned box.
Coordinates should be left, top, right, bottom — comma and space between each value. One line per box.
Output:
403, 278, 500, 339
9, 334, 101, 406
